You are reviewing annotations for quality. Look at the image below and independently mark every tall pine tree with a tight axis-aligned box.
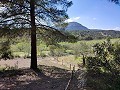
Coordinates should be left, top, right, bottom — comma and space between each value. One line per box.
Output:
0, 0, 72, 69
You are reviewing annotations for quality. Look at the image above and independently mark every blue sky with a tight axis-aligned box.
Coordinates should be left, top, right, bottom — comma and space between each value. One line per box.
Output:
67, 0, 120, 30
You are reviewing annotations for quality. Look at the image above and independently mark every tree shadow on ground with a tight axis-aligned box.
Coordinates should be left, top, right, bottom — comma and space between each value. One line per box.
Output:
0, 65, 76, 90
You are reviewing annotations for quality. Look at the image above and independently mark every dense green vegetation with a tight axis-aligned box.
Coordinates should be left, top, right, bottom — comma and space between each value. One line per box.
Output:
0, 36, 119, 59
86, 39, 120, 90
67, 30, 120, 40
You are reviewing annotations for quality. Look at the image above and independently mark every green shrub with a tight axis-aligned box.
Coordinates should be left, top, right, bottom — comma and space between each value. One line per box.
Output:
39, 52, 47, 58
23, 54, 31, 59
0, 40, 14, 60
86, 39, 120, 90
48, 45, 66, 57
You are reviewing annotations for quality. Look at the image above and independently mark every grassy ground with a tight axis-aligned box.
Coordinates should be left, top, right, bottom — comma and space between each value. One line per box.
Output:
7, 38, 119, 58
61, 38, 120, 47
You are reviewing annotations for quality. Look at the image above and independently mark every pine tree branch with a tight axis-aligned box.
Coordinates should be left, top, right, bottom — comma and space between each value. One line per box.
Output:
0, 0, 30, 11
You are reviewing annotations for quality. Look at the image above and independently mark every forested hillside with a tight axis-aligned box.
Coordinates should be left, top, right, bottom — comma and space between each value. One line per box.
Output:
67, 30, 120, 40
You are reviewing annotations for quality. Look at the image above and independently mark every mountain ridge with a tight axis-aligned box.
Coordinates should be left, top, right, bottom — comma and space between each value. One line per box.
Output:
65, 22, 89, 31
65, 22, 120, 31
64, 22, 120, 40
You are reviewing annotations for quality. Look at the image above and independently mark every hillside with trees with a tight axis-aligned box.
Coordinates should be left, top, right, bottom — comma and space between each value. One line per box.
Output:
68, 30, 120, 40
57, 22, 120, 40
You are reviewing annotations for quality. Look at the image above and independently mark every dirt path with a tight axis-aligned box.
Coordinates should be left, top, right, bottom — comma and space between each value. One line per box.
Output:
0, 57, 79, 70
0, 57, 62, 69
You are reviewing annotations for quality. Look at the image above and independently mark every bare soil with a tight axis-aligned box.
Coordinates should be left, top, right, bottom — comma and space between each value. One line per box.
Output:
0, 66, 71, 90
0, 56, 79, 70
0, 57, 86, 90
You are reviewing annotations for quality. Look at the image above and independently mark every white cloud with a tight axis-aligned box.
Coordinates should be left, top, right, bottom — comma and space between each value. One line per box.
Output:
113, 27, 120, 30
66, 17, 80, 22
104, 27, 120, 31
93, 18, 97, 20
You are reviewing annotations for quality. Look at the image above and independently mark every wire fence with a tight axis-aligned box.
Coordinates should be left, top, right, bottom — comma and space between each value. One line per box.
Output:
65, 65, 76, 90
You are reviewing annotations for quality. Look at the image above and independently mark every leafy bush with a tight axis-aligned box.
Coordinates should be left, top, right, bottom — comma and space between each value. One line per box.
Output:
49, 45, 66, 57
23, 55, 31, 59
39, 52, 47, 58
86, 39, 120, 90
87, 39, 120, 74
84, 36, 93, 40
0, 40, 14, 60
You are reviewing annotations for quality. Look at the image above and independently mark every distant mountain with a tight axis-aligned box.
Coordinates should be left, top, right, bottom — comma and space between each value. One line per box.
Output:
61, 22, 120, 40
65, 22, 89, 31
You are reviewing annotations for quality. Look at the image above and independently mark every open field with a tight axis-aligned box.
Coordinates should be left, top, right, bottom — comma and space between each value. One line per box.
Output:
6, 38, 119, 58
1, 38, 119, 70
61, 38, 120, 46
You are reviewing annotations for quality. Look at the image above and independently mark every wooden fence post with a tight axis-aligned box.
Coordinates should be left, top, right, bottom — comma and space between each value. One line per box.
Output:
70, 64, 71, 70
62, 60, 63, 65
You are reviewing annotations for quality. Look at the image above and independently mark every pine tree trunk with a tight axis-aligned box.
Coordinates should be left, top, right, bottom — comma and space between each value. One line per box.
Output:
83, 54, 85, 66
30, 0, 37, 69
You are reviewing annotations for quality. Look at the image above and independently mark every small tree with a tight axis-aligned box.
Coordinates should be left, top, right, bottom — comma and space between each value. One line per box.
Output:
87, 39, 120, 74
72, 42, 90, 66
0, 39, 14, 60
